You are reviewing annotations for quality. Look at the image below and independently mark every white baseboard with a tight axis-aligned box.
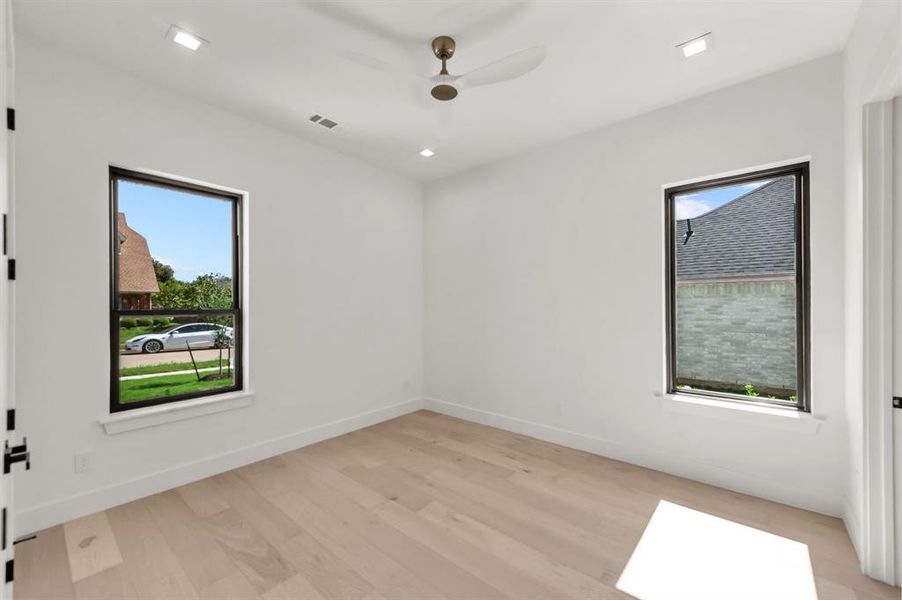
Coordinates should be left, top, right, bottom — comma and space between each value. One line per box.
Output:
17, 398, 424, 535
424, 397, 843, 518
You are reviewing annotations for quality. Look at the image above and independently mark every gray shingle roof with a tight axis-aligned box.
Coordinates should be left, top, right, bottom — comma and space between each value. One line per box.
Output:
675, 176, 796, 280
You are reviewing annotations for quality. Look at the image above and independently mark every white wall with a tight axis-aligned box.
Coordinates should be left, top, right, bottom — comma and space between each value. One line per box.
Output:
424, 55, 848, 516
14, 35, 424, 533
841, 0, 902, 573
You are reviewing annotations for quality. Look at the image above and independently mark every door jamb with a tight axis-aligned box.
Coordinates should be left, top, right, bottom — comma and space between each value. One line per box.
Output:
861, 97, 898, 586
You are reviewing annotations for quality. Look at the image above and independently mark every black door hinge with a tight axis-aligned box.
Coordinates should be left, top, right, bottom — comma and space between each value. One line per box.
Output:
4, 559, 12, 583
6, 409, 13, 432
7, 258, 14, 280
3, 438, 29, 474
2, 508, 6, 551
6, 108, 14, 131
894, 397, 902, 409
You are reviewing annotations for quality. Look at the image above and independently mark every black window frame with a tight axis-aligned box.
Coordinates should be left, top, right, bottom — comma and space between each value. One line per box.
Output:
664, 162, 810, 412
109, 167, 243, 413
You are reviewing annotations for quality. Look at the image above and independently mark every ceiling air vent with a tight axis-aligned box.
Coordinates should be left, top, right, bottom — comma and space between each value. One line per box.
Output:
309, 114, 338, 129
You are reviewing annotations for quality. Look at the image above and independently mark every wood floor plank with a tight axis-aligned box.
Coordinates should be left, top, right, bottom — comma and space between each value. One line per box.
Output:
73, 565, 137, 600
143, 490, 238, 592
200, 508, 296, 595
370, 421, 516, 479
15, 526, 77, 600
287, 447, 390, 510
197, 572, 260, 600
208, 471, 302, 547
262, 573, 325, 600
347, 443, 623, 579
286, 459, 508, 599
371, 494, 568, 599
176, 478, 230, 519
105, 499, 198, 599
418, 500, 627, 600
342, 463, 435, 511
275, 531, 373, 600
268, 489, 447, 600
234, 456, 299, 498
15, 410, 900, 600
63, 511, 124, 583
134, 572, 199, 600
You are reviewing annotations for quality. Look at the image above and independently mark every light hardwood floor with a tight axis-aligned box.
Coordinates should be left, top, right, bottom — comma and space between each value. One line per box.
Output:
15, 410, 900, 599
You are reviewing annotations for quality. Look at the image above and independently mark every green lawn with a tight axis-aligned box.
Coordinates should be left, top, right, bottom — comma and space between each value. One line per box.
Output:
119, 372, 235, 404
119, 358, 231, 377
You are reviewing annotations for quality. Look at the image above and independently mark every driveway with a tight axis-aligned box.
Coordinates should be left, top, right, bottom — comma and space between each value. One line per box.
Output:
119, 349, 226, 368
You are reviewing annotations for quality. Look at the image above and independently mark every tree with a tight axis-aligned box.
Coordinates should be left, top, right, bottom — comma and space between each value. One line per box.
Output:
153, 259, 175, 283
211, 326, 232, 377
151, 273, 232, 310
189, 274, 232, 309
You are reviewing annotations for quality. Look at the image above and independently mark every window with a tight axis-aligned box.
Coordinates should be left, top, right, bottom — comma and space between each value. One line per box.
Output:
110, 168, 242, 412
665, 163, 809, 411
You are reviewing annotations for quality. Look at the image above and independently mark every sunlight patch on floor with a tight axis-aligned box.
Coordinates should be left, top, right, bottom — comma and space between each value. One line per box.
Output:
616, 500, 817, 600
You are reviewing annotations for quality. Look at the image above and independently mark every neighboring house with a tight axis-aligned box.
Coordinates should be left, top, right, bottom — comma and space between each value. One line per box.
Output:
674, 176, 797, 395
117, 212, 159, 309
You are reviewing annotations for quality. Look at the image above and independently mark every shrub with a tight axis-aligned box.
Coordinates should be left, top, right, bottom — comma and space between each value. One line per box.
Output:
137, 318, 153, 326
120, 319, 137, 328
152, 317, 172, 327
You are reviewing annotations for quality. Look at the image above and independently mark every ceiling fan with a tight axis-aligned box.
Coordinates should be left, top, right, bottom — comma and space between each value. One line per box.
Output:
427, 35, 546, 101
341, 36, 546, 104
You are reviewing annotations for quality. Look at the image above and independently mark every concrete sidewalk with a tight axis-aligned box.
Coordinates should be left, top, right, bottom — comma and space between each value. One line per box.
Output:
119, 349, 225, 368
120, 365, 234, 381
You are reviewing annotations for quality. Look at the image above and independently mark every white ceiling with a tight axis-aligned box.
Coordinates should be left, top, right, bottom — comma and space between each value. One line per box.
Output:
13, 0, 860, 182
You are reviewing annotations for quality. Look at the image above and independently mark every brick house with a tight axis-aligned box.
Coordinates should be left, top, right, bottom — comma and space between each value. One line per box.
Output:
674, 176, 797, 396
117, 212, 159, 309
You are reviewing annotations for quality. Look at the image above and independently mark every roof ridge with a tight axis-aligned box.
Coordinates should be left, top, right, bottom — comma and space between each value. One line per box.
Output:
676, 176, 786, 222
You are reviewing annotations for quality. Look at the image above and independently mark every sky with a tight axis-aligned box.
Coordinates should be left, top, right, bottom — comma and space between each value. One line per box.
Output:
675, 180, 771, 220
118, 180, 233, 282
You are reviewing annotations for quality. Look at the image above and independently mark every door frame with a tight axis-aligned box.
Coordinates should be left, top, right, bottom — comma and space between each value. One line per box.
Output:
0, 0, 13, 595
862, 96, 900, 586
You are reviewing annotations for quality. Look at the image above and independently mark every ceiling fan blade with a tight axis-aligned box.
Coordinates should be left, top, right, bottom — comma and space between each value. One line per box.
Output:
339, 50, 437, 110
338, 50, 422, 81
458, 45, 546, 89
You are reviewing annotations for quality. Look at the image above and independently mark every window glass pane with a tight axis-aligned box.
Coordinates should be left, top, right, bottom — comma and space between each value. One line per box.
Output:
117, 313, 237, 405
673, 175, 798, 403
115, 178, 234, 310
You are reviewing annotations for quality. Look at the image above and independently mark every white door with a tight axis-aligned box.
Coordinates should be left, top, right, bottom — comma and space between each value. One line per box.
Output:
894, 95, 902, 587
0, 0, 15, 596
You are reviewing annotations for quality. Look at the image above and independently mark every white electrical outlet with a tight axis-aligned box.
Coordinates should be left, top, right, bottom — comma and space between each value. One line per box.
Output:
74, 452, 93, 473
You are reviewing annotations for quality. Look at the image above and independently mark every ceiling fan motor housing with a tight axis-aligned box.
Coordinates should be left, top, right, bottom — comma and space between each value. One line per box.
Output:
432, 36, 456, 60
431, 83, 458, 101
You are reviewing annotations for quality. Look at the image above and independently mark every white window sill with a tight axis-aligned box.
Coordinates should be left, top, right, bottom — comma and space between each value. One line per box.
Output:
99, 390, 255, 435
655, 391, 824, 434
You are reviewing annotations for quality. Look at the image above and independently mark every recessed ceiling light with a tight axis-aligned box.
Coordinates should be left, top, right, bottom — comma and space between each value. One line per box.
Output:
419, 148, 435, 158
677, 32, 711, 58
166, 26, 206, 51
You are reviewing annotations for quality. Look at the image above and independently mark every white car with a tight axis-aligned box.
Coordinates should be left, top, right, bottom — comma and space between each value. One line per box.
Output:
125, 323, 234, 354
